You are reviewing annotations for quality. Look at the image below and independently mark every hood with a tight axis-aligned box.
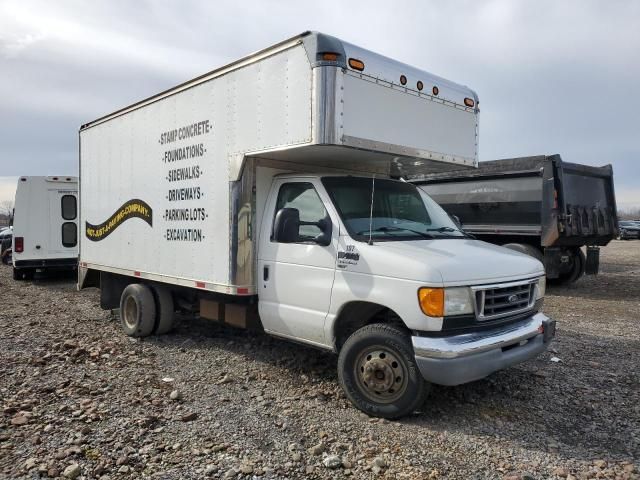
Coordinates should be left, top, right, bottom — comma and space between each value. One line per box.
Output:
339, 238, 544, 286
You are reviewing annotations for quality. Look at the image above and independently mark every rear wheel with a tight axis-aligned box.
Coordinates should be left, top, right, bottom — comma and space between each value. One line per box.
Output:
551, 248, 585, 285
119, 284, 156, 337
338, 323, 428, 419
13, 268, 34, 281
151, 285, 175, 335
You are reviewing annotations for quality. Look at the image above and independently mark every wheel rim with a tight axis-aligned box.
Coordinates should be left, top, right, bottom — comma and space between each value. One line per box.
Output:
354, 346, 409, 404
123, 296, 139, 330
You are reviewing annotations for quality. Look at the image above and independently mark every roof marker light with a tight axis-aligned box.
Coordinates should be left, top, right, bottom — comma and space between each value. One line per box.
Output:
464, 97, 475, 107
322, 52, 338, 61
400, 75, 407, 85
432, 86, 439, 96
417, 81, 424, 91
348, 58, 365, 71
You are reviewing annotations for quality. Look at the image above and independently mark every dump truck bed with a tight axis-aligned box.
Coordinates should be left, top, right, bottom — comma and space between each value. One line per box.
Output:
415, 155, 618, 247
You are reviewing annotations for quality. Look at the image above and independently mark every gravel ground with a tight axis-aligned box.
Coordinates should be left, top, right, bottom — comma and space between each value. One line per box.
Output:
0, 241, 638, 480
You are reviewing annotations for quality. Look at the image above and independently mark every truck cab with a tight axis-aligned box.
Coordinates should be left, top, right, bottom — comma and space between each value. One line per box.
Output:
258, 174, 553, 417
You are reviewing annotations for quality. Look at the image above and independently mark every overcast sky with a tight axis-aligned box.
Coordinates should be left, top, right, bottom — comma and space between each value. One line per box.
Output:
0, 0, 638, 209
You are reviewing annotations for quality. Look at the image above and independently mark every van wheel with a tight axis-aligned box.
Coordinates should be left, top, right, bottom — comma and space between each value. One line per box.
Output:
151, 285, 175, 335
338, 324, 428, 419
119, 284, 156, 337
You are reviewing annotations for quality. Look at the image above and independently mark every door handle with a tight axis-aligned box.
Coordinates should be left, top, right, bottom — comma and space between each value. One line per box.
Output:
263, 265, 269, 281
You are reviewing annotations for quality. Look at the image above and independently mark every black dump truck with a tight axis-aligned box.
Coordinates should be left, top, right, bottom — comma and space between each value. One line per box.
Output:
413, 155, 618, 284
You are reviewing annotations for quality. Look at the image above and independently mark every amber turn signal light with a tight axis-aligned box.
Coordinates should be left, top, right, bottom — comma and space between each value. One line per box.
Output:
348, 58, 365, 71
418, 287, 444, 317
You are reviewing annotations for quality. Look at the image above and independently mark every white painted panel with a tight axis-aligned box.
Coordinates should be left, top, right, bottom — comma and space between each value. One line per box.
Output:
342, 75, 478, 163
12, 176, 78, 262
80, 44, 313, 289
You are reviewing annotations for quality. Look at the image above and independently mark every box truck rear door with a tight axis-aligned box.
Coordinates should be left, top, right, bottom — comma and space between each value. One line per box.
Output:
258, 179, 338, 346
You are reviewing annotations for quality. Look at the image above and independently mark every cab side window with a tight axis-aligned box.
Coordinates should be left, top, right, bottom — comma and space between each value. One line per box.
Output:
274, 183, 327, 242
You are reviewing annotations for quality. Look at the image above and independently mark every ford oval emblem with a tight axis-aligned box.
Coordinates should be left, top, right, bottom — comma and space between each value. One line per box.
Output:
507, 294, 518, 304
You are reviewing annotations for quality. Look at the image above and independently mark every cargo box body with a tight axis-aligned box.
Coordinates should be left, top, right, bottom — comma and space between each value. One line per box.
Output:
79, 31, 479, 294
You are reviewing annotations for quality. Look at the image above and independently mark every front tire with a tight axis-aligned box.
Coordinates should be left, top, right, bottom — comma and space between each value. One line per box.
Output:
338, 324, 428, 419
119, 284, 156, 337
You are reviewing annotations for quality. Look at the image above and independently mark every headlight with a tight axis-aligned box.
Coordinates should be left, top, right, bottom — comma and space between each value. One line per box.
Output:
536, 276, 546, 300
418, 286, 475, 317
444, 287, 474, 315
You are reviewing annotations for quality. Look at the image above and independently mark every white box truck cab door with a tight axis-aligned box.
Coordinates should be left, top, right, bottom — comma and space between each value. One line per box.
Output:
49, 190, 78, 255
258, 178, 338, 347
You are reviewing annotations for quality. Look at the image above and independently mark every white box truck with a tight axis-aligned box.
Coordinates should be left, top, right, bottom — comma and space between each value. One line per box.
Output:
79, 32, 555, 418
12, 176, 79, 280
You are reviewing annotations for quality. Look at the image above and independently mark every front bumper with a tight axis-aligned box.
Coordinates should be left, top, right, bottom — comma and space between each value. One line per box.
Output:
412, 312, 555, 386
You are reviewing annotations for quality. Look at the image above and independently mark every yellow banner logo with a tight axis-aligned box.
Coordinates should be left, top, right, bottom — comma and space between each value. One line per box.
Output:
86, 199, 153, 241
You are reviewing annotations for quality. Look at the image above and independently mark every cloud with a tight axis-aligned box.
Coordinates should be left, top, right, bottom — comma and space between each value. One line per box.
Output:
0, 177, 18, 207
0, 0, 638, 209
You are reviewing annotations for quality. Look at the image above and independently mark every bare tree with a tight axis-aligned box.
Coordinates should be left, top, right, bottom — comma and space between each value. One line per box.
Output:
0, 200, 14, 225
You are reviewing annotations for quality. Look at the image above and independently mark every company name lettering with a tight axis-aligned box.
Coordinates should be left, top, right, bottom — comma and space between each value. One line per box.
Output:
167, 186, 201, 201
160, 120, 211, 145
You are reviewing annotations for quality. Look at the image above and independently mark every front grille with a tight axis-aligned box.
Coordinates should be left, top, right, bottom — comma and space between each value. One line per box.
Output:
474, 279, 537, 321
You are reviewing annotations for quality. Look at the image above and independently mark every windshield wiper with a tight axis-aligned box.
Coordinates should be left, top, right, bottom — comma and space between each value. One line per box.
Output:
356, 226, 435, 239
426, 226, 475, 239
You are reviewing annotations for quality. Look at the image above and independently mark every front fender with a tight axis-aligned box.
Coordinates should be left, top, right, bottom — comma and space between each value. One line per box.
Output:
325, 269, 443, 347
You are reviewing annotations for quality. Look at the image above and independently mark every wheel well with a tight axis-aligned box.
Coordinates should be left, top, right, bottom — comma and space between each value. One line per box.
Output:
333, 302, 408, 352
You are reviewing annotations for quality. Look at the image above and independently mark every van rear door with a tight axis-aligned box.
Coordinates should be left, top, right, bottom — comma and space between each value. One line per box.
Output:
49, 189, 78, 255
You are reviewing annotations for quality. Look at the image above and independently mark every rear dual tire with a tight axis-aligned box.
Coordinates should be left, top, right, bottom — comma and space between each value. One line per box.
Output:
119, 283, 175, 337
338, 324, 429, 419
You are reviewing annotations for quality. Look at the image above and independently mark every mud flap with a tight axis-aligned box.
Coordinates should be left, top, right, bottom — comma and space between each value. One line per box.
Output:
585, 246, 600, 275
544, 248, 562, 279
543, 319, 556, 343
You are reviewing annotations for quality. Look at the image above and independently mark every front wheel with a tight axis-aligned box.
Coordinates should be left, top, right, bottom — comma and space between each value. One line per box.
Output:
338, 323, 429, 419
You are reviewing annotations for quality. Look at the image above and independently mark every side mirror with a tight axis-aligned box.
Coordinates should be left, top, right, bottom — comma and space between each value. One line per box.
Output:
450, 214, 462, 229
313, 215, 333, 246
273, 208, 300, 243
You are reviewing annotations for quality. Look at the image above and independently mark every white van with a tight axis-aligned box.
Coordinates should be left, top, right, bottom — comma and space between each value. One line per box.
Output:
79, 32, 555, 418
12, 176, 79, 280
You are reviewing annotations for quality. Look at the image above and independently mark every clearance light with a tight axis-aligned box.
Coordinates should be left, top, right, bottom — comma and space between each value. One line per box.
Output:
417, 81, 424, 91
432, 86, 439, 96
322, 52, 338, 61
348, 58, 365, 71
400, 75, 407, 85
418, 287, 444, 317
464, 97, 475, 107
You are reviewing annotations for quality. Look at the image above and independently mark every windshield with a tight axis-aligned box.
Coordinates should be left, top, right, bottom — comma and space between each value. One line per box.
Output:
322, 176, 465, 241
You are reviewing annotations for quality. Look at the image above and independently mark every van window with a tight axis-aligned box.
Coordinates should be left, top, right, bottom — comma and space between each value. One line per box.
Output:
274, 183, 327, 241
62, 222, 77, 247
61, 195, 77, 220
